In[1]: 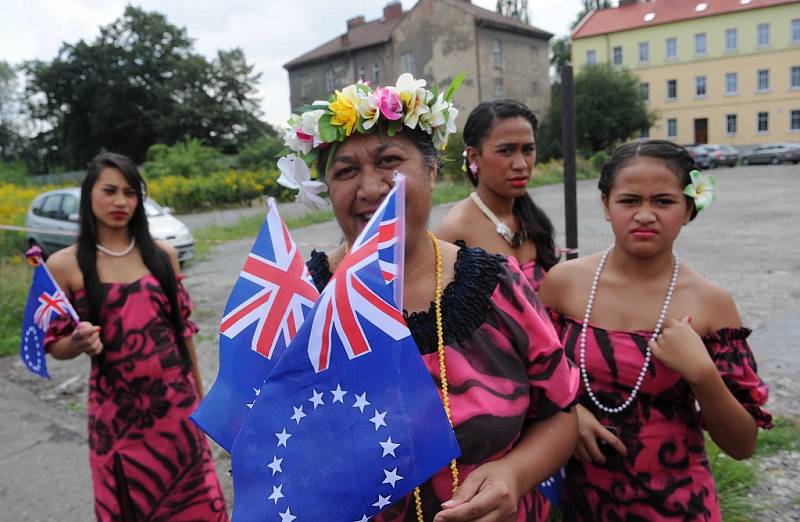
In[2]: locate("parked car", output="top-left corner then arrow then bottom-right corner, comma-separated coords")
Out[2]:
686,145 -> 713,169
25,188 -> 194,262
700,144 -> 739,168
740,143 -> 800,165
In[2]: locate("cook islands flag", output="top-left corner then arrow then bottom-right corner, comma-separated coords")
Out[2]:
20,262 -> 79,378
230,175 -> 461,521
191,198 -> 320,451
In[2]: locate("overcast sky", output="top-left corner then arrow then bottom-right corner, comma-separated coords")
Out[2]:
0,0 -> 583,127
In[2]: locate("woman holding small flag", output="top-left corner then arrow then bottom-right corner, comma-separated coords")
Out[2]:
44,153 -> 228,521
277,74 -> 579,521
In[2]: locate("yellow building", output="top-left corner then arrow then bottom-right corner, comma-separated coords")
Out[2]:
572,0 -> 800,146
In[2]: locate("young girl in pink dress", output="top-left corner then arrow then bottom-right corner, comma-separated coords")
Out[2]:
45,153 -> 228,521
539,140 -> 771,520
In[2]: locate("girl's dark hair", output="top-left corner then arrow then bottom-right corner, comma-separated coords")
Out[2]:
462,99 -> 558,270
599,139 -> 699,220
316,121 -> 442,175
78,152 -> 190,380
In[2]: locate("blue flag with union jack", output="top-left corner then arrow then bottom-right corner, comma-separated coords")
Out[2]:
20,262 -> 80,378
191,198 -> 320,452
230,176 -> 461,522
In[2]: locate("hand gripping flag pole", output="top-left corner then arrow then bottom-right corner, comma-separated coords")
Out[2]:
191,198 -> 320,452
230,175 -> 460,522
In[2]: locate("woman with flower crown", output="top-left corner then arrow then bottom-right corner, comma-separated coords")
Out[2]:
538,140 -> 772,520
277,73 -> 579,521
436,100 -> 558,293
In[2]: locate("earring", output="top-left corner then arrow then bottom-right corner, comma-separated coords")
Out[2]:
469,162 -> 479,175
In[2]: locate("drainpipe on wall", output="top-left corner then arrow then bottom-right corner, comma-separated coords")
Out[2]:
474,21 -> 482,101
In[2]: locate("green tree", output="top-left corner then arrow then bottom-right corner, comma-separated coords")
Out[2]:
0,61 -> 23,161
550,36 -> 572,80
496,0 -> 529,23
538,64 -> 656,159
23,6 -> 272,170
572,0 -> 612,29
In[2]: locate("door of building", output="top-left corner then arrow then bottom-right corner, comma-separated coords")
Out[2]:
694,118 -> 708,144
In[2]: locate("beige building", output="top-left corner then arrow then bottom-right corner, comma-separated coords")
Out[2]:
572,0 -> 800,146
284,0 -> 553,125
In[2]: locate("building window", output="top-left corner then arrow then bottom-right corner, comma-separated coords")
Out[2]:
639,42 -> 649,63
493,77 -> 504,98
373,63 -> 380,83
694,33 -> 707,55
695,76 -> 707,97
757,69 -> 770,91
757,23 -> 770,47
666,37 -> 677,59
792,66 -> 800,88
726,72 -> 738,94
725,28 -> 738,51
613,46 -> 623,65
791,110 -> 800,131
667,118 -> 677,138
667,79 -> 677,99
793,19 -> 800,43
300,76 -> 310,98
358,66 -> 366,82
492,39 -> 503,69
757,111 -> 769,133
726,114 -> 737,135
640,127 -> 650,138
640,82 -> 650,102
325,69 -> 335,91
401,52 -> 415,74
586,49 -> 597,65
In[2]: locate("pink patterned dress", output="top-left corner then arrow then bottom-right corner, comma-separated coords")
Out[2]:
46,274 -> 228,521
308,247 -> 579,521
519,259 -> 546,293
550,313 -> 772,521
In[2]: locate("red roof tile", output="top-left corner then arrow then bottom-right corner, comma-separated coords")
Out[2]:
573,0 -> 799,40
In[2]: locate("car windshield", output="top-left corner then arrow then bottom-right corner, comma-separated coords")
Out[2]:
144,199 -> 164,217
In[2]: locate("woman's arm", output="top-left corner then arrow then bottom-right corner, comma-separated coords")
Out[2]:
434,409 -> 577,522
48,322 -> 103,359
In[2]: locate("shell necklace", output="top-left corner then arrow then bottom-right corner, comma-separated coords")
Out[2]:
96,237 -> 136,257
580,244 -> 680,414
469,192 -> 526,247
412,231 -> 459,521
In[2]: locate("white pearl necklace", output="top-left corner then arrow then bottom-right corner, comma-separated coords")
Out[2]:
579,244 -> 680,414
96,237 -> 136,257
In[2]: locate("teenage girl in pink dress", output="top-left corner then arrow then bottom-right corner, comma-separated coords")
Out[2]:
539,140 -> 772,520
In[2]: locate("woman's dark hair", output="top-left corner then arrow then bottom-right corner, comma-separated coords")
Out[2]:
78,152 -> 190,380
462,99 -> 558,270
599,139 -> 699,220
316,121 -> 442,175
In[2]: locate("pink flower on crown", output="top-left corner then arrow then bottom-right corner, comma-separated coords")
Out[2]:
375,87 -> 403,121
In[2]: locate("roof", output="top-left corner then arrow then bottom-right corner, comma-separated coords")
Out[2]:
441,0 -> 553,39
284,15 -> 402,70
573,0 -> 798,39
285,0 -> 553,70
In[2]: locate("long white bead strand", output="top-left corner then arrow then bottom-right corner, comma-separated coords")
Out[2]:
579,244 -> 680,414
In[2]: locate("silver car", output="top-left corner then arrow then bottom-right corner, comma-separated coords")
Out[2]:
25,187 -> 194,263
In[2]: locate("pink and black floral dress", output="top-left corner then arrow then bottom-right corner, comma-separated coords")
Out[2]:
46,274 -> 228,521
550,313 -> 772,521
308,247 -> 579,521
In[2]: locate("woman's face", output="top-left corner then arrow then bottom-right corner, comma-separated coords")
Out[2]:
603,157 -> 692,258
91,167 -> 138,231
325,132 -> 436,245
468,116 -> 535,199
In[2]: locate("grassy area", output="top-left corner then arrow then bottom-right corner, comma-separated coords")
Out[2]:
0,259 -> 33,357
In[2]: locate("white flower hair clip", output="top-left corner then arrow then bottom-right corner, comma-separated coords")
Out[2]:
276,155 -> 329,210
683,169 -> 717,212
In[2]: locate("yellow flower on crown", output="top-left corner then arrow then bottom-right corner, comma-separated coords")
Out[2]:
329,85 -> 360,136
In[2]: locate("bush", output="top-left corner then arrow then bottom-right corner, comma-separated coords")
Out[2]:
142,138 -> 232,179
0,161 -> 30,185
0,182 -> 60,258
589,150 -> 609,173
235,135 -> 286,171
439,133 -> 467,182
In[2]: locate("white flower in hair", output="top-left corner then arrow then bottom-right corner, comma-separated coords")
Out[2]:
277,155 -> 329,210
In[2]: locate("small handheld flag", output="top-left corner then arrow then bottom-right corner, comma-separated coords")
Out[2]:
230,175 -> 460,522
20,255 -> 79,378
191,198 -> 319,452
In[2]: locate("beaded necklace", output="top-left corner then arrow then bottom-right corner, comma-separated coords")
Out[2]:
580,244 -> 680,414
412,231 -> 459,521
96,237 -> 136,257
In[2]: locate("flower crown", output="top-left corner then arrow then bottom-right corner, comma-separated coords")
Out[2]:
277,73 -> 463,209
683,169 -> 717,212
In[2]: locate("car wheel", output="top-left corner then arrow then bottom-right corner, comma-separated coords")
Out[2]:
770,156 -> 780,165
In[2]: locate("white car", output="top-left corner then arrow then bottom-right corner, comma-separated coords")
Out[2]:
25,187 -> 194,263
